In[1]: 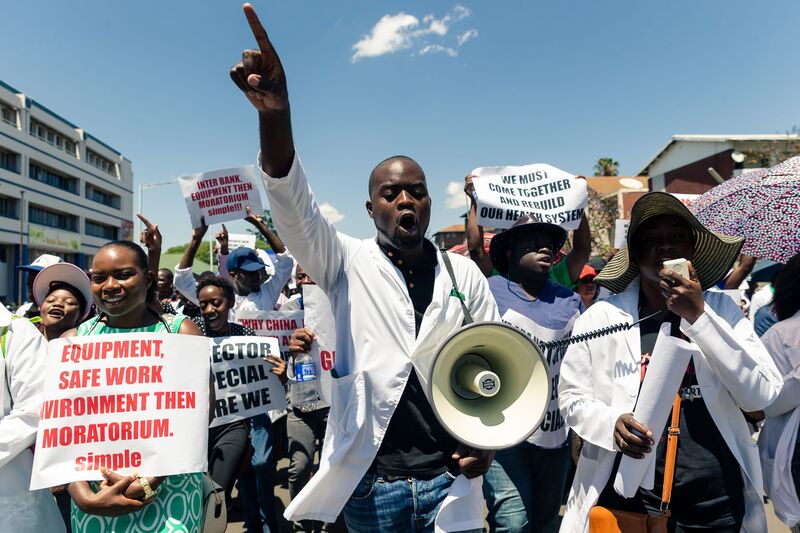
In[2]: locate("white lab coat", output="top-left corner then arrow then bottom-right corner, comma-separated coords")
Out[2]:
759,309 -> 800,527
558,278 -> 781,533
0,306 -> 65,533
261,153 -> 500,525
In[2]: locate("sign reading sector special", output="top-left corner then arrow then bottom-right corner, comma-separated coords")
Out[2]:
30,333 -> 211,489
209,336 -> 288,428
471,164 -> 587,230
179,165 -> 264,228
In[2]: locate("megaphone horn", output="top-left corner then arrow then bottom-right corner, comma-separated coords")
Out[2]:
429,321 -> 551,450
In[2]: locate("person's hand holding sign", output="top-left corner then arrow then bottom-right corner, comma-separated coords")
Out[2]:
229,3 -> 294,178
216,224 -> 229,256
68,475 -> 147,517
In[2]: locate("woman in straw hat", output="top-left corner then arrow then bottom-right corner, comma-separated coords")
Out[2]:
558,192 -> 782,533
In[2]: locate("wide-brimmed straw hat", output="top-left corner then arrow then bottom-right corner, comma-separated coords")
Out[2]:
489,215 -> 568,282
595,192 -> 744,293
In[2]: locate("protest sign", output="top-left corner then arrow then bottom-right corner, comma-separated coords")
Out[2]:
228,233 -> 257,251
301,285 -> 338,405
30,333 -> 211,489
471,164 -> 587,230
178,165 -> 264,228
235,309 -> 304,361
209,336 -> 288,428
614,219 -> 630,249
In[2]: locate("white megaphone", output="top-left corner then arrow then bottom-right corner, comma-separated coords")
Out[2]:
428,321 -> 551,450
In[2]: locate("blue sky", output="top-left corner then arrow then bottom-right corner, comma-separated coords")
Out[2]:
2,0 -> 799,249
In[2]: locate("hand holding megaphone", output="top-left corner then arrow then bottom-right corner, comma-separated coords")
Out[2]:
452,445 -> 496,478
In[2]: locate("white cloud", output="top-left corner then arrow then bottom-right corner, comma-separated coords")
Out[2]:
352,5 -> 477,62
319,202 -> 345,223
457,29 -> 478,46
445,181 -> 466,209
351,13 -> 420,62
420,44 -> 458,57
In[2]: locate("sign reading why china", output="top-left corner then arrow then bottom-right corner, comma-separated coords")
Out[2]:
471,164 -> 587,230
179,165 -> 264,228
30,333 -> 211,490
209,336 -> 288,428
236,309 -> 304,361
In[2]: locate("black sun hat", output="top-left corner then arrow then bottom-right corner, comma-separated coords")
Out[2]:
489,215 -> 568,282
595,192 -> 744,293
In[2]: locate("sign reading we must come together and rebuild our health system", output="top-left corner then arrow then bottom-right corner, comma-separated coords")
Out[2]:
30,333 -> 212,490
471,163 -> 588,231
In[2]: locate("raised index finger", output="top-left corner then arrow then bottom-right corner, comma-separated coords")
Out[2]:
243,3 -> 274,54
136,213 -> 153,229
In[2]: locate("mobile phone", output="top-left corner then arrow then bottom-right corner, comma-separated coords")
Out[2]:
662,258 -> 689,279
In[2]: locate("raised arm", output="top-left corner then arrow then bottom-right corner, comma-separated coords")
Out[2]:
723,254 -> 756,290
137,213 -> 162,279
173,222 -> 209,306
230,3 -> 346,293
245,206 -> 286,254
464,175 -> 492,277
563,179 -> 591,284
229,3 -> 294,178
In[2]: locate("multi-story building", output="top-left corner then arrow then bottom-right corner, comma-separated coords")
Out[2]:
0,79 -> 133,304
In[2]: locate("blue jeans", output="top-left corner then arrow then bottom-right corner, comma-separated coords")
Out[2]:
238,413 -> 276,533
343,471 -> 456,533
483,443 -> 571,533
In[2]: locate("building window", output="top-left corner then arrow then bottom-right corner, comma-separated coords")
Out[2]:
85,220 -> 117,240
85,183 -> 121,209
86,149 -> 118,177
29,161 -> 79,194
29,118 -> 78,158
29,205 -> 78,232
0,147 -> 19,173
0,194 -> 18,219
1,101 -> 18,128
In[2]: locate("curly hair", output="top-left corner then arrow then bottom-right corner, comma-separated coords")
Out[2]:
772,252 -> 800,321
196,276 -> 236,306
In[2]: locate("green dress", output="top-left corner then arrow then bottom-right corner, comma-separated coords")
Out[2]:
70,314 -> 204,533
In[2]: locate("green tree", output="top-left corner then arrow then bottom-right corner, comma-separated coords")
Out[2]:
593,157 -> 620,176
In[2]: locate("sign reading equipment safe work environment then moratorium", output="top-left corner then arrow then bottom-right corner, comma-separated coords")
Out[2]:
30,333 -> 211,490
471,163 -> 587,231
209,336 -> 288,428
178,165 -> 265,228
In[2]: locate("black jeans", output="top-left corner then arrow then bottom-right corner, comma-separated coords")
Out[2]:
208,420 -> 250,493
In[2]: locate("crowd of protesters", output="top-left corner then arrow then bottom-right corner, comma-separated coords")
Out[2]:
2,5 -> 800,533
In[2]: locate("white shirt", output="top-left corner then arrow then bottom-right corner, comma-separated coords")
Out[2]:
173,251 -> 293,315
0,307 -> 65,532
749,284 -> 773,322
261,153 -> 500,526
558,278 -> 782,533
759,309 -> 800,527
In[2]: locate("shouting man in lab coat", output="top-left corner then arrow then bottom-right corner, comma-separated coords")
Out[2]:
558,192 -> 782,533
228,4 -> 500,532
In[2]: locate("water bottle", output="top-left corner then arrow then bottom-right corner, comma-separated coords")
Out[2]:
291,353 -> 321,412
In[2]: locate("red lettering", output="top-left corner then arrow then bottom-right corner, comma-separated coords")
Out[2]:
320,350 -> 336,371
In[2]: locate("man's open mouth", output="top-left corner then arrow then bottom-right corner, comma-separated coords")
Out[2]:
398,212 -> 418,234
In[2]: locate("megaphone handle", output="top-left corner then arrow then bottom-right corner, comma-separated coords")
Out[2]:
440,249 -> 473,325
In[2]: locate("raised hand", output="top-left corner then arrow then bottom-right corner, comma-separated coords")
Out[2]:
230,3 -> 288,113
216,224 -> 229,255
137,213 -> 162,252
191,216 -> 209,243
244,205 -> 264,226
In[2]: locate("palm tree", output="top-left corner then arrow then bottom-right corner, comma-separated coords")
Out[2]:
593,157 -> 620,176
